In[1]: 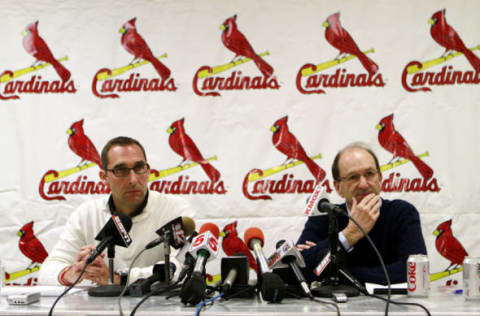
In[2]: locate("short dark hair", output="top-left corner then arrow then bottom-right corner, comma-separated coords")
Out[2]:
101,136 -> 147,170
331,142 -> 381,181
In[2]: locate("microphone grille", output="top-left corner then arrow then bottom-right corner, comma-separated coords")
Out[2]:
115,212 -> 133,232
244,227 -> 264,249
182,217 -> 196,237
199,222 -> 220,239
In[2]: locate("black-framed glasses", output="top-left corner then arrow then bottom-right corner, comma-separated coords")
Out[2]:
339,169 -> 378,183
106,162 -> 150,178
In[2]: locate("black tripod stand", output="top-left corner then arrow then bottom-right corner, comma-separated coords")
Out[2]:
311,209 -> 360,298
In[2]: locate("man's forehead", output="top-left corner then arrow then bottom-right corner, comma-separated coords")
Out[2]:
338,147 -> 376,173
107,144 -> 145,165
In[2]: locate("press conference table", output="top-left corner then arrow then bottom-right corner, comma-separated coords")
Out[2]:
1,287 -> 479,316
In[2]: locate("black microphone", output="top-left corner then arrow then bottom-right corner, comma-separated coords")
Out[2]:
244,227 -> 285,303
273,240 -> 312,297
86,213 -> 132,265
129,262 -> 176,297
145,216 -> 196,249
175,231 -> 198,283
220,255 -> 249,294
180,223 -> 220,305
317,198 -> 347,215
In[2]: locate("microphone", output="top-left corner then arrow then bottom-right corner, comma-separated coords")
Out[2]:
317,198 -> 346,215
314,248 -> 332,278
145,216 -> 196,249
244,227 -> 285,303
129,262 -> 176,297
220,255 -> 249,294
180,222 -> 220,305
86,213 -> 132,265
270,240 -> 311,297
304,183 -> 326,216
175,231 -> 198,283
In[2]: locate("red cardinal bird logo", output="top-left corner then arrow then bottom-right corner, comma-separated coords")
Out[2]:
17,221 -> 48,268
376,114 -> 433,179
433,219 -> 468,271
323,12 -> 378,76
67,119 -> 102,169
271,116 -> 326,183
167,118 -> 220,183
22,21 -> 71,82
221,221 -> 258,272
430,9 -> 480,72
120,17 -> 171,81
221,15 -> 274,78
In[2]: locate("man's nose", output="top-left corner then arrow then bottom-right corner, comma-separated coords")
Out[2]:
358,175 -> 369,187
127,169 -> 139,183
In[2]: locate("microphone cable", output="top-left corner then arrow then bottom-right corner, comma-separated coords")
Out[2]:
117,247 -> 147,316
341,212 -> 431,316
48,262 -> 89,316
366,292 -> 431,316
195,292 -> 224,316
130,281 -> 181,316
117,246 -> 182,316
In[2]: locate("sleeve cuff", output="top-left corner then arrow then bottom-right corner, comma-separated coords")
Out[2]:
338,232 -> 353,252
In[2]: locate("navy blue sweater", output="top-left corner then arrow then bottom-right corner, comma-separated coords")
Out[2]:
296,199 -> 427,285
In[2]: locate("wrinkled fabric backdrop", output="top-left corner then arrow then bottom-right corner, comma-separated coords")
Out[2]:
0,0 -> 478,289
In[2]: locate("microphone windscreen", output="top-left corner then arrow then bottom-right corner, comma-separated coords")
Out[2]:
182,217 -> 196,237
244,227 -> 264,249
275,239 -> 286,249
116,212 -> 133,232
199,222 -> 220,239
261,272 -> 285,303
94,212 -> 132,248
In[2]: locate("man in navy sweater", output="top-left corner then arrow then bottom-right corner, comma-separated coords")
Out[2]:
296,143 -> 427,285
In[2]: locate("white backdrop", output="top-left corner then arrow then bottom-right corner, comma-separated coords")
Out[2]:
0,0 -> 478,289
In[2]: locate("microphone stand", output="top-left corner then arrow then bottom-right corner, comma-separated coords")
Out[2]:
163,230 -> 171,285
88,243 -> 126,297
151,230 -> 178,296
311,209 -> 359,298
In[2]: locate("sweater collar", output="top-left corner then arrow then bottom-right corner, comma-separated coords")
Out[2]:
108,190 -> 149,218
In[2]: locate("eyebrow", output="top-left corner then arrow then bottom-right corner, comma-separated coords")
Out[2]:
343,168 -> 377,176
112,161 -> 145,169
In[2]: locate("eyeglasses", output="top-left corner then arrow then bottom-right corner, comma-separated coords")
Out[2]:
339,169 -> 378,183
106,162 -> 149,178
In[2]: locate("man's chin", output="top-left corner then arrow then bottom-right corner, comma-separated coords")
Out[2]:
124,190 -> 145,201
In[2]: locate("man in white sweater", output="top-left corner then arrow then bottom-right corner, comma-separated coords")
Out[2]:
39,136 -> 194,286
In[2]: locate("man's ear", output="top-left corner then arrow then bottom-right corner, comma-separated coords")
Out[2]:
99,170 -> 107,184
333,180 -> 344,198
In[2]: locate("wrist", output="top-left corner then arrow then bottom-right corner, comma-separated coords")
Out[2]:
59,265 -> 73,286
342,227 -> 362,246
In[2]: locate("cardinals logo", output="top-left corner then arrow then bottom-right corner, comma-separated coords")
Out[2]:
193,14 -> 279,96
221,221 -> 258,272
296,12 -> 385,94
92,17 -> 177,99
147,118 -> 226,195
243,116 -> 330,200
402,9 -> 480,92
430,219 -> 468,286
376,114 -> 439,192
0,21 -> 76,100
0,221 -> 49,286
39,119 -> 110,201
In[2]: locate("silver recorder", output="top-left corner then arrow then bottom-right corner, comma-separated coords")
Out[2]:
7,292 -> 40,305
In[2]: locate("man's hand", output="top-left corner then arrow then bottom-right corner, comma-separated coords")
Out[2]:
296,240 -> 317,251
342,193 -> 381,246
60,245 -> 111,285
